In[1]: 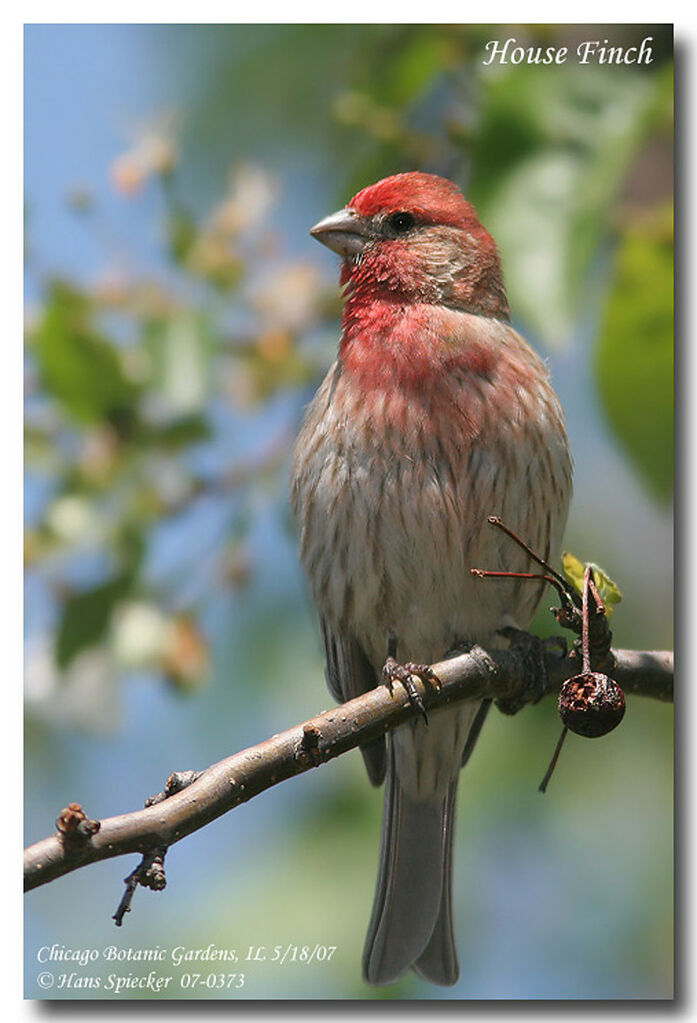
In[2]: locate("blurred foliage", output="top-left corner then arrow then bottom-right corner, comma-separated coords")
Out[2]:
34,283 -> 141,425
595,202 -> 674,501
182,25 -> 672,347
24,23 -> 674,1002
25,23 -> 672,728
469,64 -> 667,345
25,159 -> 330,717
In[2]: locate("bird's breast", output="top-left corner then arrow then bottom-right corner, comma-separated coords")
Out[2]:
290,313 -> 571,665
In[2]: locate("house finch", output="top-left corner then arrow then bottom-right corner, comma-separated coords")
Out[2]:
290,172 -> 572,986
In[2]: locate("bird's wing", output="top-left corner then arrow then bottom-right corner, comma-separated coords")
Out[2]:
321,618 -> 385,785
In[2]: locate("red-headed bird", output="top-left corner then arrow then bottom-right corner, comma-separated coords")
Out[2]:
290,172 -> 572,986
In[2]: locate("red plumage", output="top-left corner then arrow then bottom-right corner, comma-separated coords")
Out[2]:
350,171 -> 476,227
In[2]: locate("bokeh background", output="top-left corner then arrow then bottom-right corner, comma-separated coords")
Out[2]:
24,24 -> 673,1000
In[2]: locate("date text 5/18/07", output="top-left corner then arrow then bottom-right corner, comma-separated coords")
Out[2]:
245,945 -> 337,965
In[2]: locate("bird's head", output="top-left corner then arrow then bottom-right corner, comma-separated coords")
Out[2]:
310,172 -> 509,320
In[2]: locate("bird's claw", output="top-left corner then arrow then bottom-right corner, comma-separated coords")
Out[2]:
381,657 -> 441,724
496,627 -> 548,713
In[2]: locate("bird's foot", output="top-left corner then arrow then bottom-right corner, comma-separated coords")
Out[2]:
496,627 -> 552,714
381,657 -> 441,724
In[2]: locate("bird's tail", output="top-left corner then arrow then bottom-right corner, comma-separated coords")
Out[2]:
362,741 -> 459,987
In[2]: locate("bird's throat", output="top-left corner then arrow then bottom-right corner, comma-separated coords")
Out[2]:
339,298 -> 497,396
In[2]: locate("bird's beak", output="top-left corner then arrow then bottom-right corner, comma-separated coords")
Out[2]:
310,208 -> 371,257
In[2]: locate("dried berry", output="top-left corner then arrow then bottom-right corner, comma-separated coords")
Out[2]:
558,672 -> 625,738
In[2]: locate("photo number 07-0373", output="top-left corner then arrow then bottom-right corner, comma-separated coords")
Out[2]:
24,23 -> 673,1001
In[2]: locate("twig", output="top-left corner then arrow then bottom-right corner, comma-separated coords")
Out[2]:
538,727 -> 569,794
113,848 -> 167,926
24,645 -> 673,894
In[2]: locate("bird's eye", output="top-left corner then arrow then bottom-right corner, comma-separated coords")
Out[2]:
386,211 -> 416,234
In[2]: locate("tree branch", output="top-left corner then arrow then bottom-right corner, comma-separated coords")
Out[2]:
24,645 -> 672,894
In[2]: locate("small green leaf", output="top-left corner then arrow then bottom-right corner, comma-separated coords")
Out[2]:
562,551 -> 623,616
116,527 -> 146,578
55,575 -> 131,669
167,207 -> 197,264
144,413 -> 211,450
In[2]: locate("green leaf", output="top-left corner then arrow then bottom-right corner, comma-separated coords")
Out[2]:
356,26 -> 447,107
55,575 -> 131,669
144,312 -> 212,413
32,282 -> 139,425
562,551 -> 623,616
594,206 -> 673,502
144,413 -> 211,450
471,65 -> 658,346
167,206 -> 197,264
116,526 -> 146,578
